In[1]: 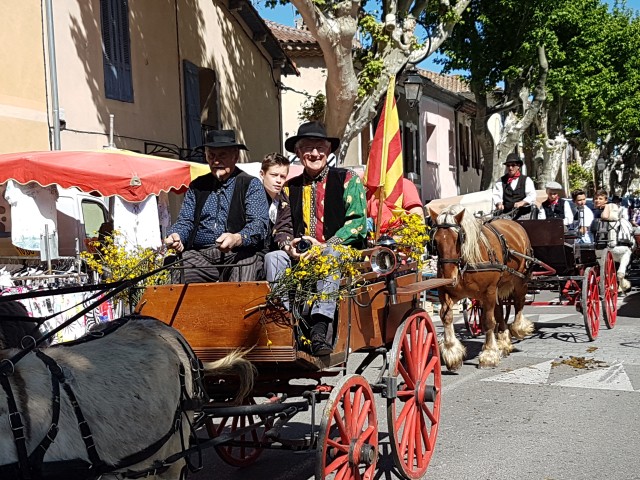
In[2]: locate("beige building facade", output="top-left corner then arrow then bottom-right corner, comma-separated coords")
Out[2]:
0,0 -> 295,160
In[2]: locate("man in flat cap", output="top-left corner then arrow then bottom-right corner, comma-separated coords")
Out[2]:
538,181 -> 573,225
492,153 -> 537,219
165,130 -> 269,282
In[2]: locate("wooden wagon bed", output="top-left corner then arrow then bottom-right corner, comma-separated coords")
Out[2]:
135,270 -> 429,371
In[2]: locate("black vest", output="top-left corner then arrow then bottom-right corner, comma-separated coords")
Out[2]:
288,168 -> 348,242
501,174 -> 531,216
186,170 -> 255,249
542,198 -> 566,220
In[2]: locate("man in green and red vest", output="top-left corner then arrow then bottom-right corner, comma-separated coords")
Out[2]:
265,121 -> 367,356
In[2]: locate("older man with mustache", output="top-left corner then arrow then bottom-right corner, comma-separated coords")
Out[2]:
164,130 -> 269,283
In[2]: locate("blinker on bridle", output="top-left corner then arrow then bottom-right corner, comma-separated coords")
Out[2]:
433,222 -> 466,266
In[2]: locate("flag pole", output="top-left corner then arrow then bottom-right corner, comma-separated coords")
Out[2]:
374,76 -> 396,240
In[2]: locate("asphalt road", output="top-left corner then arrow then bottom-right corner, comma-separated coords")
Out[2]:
191,291 -> 640,480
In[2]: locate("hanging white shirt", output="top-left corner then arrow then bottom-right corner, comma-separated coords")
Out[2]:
113,196 -> 162,251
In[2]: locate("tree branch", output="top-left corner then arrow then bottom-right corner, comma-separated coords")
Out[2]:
408,0 -> 471,62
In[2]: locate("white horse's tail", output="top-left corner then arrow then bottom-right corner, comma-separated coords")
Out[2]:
203,350 -> 256,402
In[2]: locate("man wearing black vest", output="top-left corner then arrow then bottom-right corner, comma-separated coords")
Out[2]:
164,130 -> 269,283
537,181 -> 573,225
265,122 -> 367,356
492,153 -> 537,219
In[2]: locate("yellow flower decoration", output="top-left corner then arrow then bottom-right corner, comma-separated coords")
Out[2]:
80,230 -> 170,306
266,244 -> 365,312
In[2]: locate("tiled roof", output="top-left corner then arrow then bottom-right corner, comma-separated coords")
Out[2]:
266,20 -> 319,52
419,69 -> 470,94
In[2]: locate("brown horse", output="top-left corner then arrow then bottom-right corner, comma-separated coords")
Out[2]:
429,205 -> 534,369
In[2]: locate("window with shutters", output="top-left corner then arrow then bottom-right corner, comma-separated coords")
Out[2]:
183,61 -> 221,150
100,0 -> 133,102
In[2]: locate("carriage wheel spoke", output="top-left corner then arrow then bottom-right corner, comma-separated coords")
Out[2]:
356,399 -> 371,432
395,396 -> 415,430
420,331 -> 433,368
351,387 -> 363,432
421,400 -> 437,425
326,454 -> 349,476
397,362 -> 415,390
402,335 -> 417,379
333,409 -> 350,444
420,408 -> 433,452
399,407 -> 416,457
327,437 -> 349,453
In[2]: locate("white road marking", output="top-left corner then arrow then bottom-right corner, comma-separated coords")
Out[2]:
551,364 -> 636,392
481,360 -> 553,385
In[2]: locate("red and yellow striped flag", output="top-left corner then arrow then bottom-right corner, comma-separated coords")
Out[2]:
364,76 -> 404,231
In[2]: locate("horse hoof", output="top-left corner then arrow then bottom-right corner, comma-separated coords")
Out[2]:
445,360 -> 463,372
478,350 -> 501,368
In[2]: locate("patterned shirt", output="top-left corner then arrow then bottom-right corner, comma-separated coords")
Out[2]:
277,166 -> 367,246
167,171 -> 269,249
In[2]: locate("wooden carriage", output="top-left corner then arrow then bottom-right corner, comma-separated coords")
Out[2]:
135,262 -> 451,479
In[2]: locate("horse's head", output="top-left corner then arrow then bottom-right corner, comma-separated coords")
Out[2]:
0,301 -> 39,350
428,206 -> 466,282
429,206 -> 489,281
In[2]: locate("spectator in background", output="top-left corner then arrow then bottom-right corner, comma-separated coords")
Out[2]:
366,177 -> 425,231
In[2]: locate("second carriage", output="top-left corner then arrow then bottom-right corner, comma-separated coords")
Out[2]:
462,218 -> 618,341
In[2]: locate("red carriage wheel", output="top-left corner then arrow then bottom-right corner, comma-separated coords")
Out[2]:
315,374 -> 378,480
600,251 -> 618,329
207,398 -> 272,467
582,266 -> 601,341
387,311 -> 441,479
462,299 -> 482,337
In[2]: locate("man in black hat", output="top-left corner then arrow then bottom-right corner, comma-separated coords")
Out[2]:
492,152 -> 537,219
164,130 -> 269,282
265,121 -> 367,356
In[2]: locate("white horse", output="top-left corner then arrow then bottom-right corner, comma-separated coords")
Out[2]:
0,314 -> 254,480
602,217 -> 635,291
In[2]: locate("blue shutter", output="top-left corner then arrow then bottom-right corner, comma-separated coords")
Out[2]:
100,0 -> 133,102
183,60 -> 201,149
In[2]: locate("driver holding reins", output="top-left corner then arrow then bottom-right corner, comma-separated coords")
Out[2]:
492,153 -> 537,220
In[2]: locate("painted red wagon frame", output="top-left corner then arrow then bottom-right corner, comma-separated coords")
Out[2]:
135,248 -> 452,480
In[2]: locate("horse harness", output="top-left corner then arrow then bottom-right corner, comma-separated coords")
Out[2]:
434,220 -> 530,280
0,317 -> 207,480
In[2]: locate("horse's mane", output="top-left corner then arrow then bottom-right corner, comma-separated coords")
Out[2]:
437,205 -> 490,265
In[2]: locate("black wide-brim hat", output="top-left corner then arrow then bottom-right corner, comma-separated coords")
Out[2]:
502,152 -> 523,165
284,121 -> 340,153
201,130 -> 248,150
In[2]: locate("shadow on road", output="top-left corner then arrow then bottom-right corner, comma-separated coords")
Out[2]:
617,291 -> 640,318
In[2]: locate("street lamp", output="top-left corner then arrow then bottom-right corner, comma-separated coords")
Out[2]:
403,65 -> 424,109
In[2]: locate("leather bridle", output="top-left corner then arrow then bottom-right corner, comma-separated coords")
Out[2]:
432,222 -> 466,267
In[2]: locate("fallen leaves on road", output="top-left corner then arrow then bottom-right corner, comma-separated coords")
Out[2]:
551,356 -> 608,369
